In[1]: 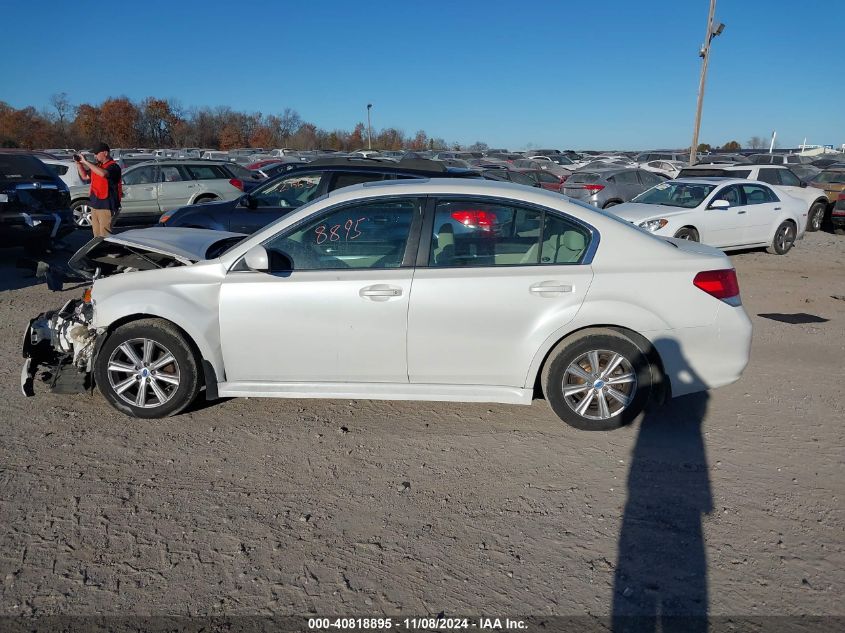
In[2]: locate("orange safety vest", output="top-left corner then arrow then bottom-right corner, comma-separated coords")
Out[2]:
89,159 -> 123,200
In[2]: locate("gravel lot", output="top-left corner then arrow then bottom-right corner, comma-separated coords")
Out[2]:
0,228 -> 842,623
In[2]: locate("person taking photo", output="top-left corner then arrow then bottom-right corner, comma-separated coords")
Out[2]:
75,142 -> 122,237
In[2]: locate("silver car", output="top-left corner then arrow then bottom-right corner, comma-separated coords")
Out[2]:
69,160 -> 245,227
562,167 -> 666,209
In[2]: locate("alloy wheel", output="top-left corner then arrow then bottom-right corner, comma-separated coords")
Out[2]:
776,224 -> 795,253
106,338 -> 181,408
561,349 -> 637,421
73,203 -> 92,227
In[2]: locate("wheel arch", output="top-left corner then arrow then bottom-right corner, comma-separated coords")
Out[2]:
528,323 -> 670,405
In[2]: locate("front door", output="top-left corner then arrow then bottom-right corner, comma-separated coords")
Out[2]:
120,165 -> 160,218
739,183 -> 780,244
407,198 -> 594,387
705,184 -> 748,247
219,197 -> 421,383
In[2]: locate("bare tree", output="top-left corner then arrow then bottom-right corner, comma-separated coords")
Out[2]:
747,136 -> 764,149
49,92 -> 75,145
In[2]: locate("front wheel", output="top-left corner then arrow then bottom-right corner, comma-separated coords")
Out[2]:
71,199 -> 92,228
541,329 -> 653,431
94,319 -> 201,418
767,221 -> 796,255
806,201 -> 827,232
673,227 -> 699,241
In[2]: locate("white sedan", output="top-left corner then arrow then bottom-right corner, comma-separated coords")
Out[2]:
611,178 -> 806,254
22,179 -> 752,430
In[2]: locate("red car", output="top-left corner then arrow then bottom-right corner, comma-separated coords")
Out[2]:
246,159 -> 284,170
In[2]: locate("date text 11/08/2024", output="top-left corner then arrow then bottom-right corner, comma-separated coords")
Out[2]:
307,618 -> 528,630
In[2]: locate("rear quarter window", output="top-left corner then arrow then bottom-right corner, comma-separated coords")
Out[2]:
0,155 -> 55,180
186,164 -> 228,180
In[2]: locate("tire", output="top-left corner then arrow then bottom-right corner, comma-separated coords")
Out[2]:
673,227 -> 699,241
541,328 -> 653,431
71,199 -> 92,228
603,200 -> 621,209
94,319 -> 201,419
766,221 -> 796,255
193,195 -> 219,205
806,201 -> 827,232
23,238 -> 52,256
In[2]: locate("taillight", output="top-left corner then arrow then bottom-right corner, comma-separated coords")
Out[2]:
693,269 -> 741,305
229,178 -> 244,191
582,184 -> 605,192
451,209 -> 498,230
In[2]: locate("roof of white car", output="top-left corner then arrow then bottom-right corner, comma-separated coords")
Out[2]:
328,176 -> 566,202
671,177 -> 757,186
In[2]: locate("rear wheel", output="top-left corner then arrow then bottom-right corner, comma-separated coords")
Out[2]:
541,329 -> 653,431
193,195 -> 219,204
94,319 -> 201,419
603,200 -> 621,209
673,227 -> 699,241
71,199 -> 92,228
767,221 -> 796,255
806,201 -> 827,232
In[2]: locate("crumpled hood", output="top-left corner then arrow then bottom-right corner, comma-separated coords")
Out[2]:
609,202 -> 693,224
100,227 -> 245,262
68,227 -> 246,279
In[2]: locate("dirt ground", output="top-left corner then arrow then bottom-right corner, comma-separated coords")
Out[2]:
0,227 -> 842,624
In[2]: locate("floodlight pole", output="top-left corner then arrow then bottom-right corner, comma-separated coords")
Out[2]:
689,0 -> 722,165
366,104 -> 373,150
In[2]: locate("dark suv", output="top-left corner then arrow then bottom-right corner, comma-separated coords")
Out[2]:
159,157 -> 480,233
1,153 -> 73,252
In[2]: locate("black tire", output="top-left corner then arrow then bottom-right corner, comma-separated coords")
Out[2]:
835,228 -> 845,236
193,195 -> 219,204
806,201 -> 827,232
603,200 -> 621,209
71,199 -> 92,228
23,238 -> 52,256
541,328 -> 653,431
766,221 -> 796,255
94,318 -> 201,419
673,227 -> 699,241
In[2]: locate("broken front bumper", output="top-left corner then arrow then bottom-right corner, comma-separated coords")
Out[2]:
21,298 -> 100,397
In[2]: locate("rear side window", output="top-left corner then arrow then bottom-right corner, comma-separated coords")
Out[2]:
757,169 -> 780,185
47,164 -> 69,176
742,184 -> 777,204
185,164 -> 228,180
428,200 -> 590,267
638,170 -> 664,186
330,172 -> 387,191
159,165 -> 184,182
0,155 -> 55,180
510,171 -> 536,186
611,170 -> 639,184
779,169 -> 800,186
567,172 -> 601,184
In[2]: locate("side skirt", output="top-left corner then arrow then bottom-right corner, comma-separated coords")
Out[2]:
217,381 -> 534,406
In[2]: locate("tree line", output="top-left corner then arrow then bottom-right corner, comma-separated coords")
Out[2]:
0,93 -> 459,152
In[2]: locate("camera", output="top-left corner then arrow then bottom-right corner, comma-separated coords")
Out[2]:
73,153 -> 82,162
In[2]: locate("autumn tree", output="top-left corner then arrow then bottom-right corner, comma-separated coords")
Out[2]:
721,140 -> 741,151
139,98 -> 179,146
408,130 -> 428,151
697,143 -> 711,153
347,123 -> 365,150
98,97 -> 139,146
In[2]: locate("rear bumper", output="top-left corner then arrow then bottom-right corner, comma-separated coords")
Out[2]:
650,302 -> 753,399
0,211 -> 73,245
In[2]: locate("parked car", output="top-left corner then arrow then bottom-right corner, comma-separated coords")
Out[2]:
611,178 -> 805,254
562,168 -> 666,208
69,160 -> 246,227
808,167 -> 845,215
748,153 -> 813,166
695,153 -> 751,164
22,178 -> 752,431
635,151 -> 690,163
0,153 -> 73,252
159,157 -> 481,233
640,160 -> 686,179
42,159 -> 87,189
810,155 -> 845,169
481,169 -> 539,187
787,163 -> 821,183
678,164 -> 828,231
511,168 -> 568,192
513,159 -> 572,179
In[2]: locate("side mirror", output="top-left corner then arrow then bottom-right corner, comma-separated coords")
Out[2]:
240,193 -> 257,209
709,199 -> 730,210
243,245 -> 269,271
799,181 -> 808,188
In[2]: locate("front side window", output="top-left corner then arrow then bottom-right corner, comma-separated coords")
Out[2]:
428,200 -> 589,267
264,199 -> 417,271
252,173 -> 324,208
123,165 -> 157,185
714,184 -> 742,206
159,166 -> 184,182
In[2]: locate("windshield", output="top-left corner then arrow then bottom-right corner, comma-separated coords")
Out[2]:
632,182 -> 716,208
814,171 -> 845,184
0,155 -> 56,181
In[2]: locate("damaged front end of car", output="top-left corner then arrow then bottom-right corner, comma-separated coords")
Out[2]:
21,295 -> 101,397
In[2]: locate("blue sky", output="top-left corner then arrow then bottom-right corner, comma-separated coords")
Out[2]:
2,0 -> 842,150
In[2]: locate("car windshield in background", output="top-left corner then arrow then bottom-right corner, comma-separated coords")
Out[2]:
814,171 -> 845,184
632,182 -> 716,208
0,155 -> 56,181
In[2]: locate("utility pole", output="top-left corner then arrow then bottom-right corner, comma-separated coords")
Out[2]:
366,103 -> 373,150
689,0 -> 725,165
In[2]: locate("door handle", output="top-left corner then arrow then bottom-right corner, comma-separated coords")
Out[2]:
774,207 -> 781,210
737,210 -> 746,214
529,281 -> 573,294
142,186 -> 154,191
360,284 -> 403,301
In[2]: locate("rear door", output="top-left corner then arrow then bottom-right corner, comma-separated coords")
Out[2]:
610,170 -> 643,201
157,164 -> 192,213
407,197 -> 594,387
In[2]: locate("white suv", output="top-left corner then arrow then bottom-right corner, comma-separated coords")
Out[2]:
679,164 -> 830,232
